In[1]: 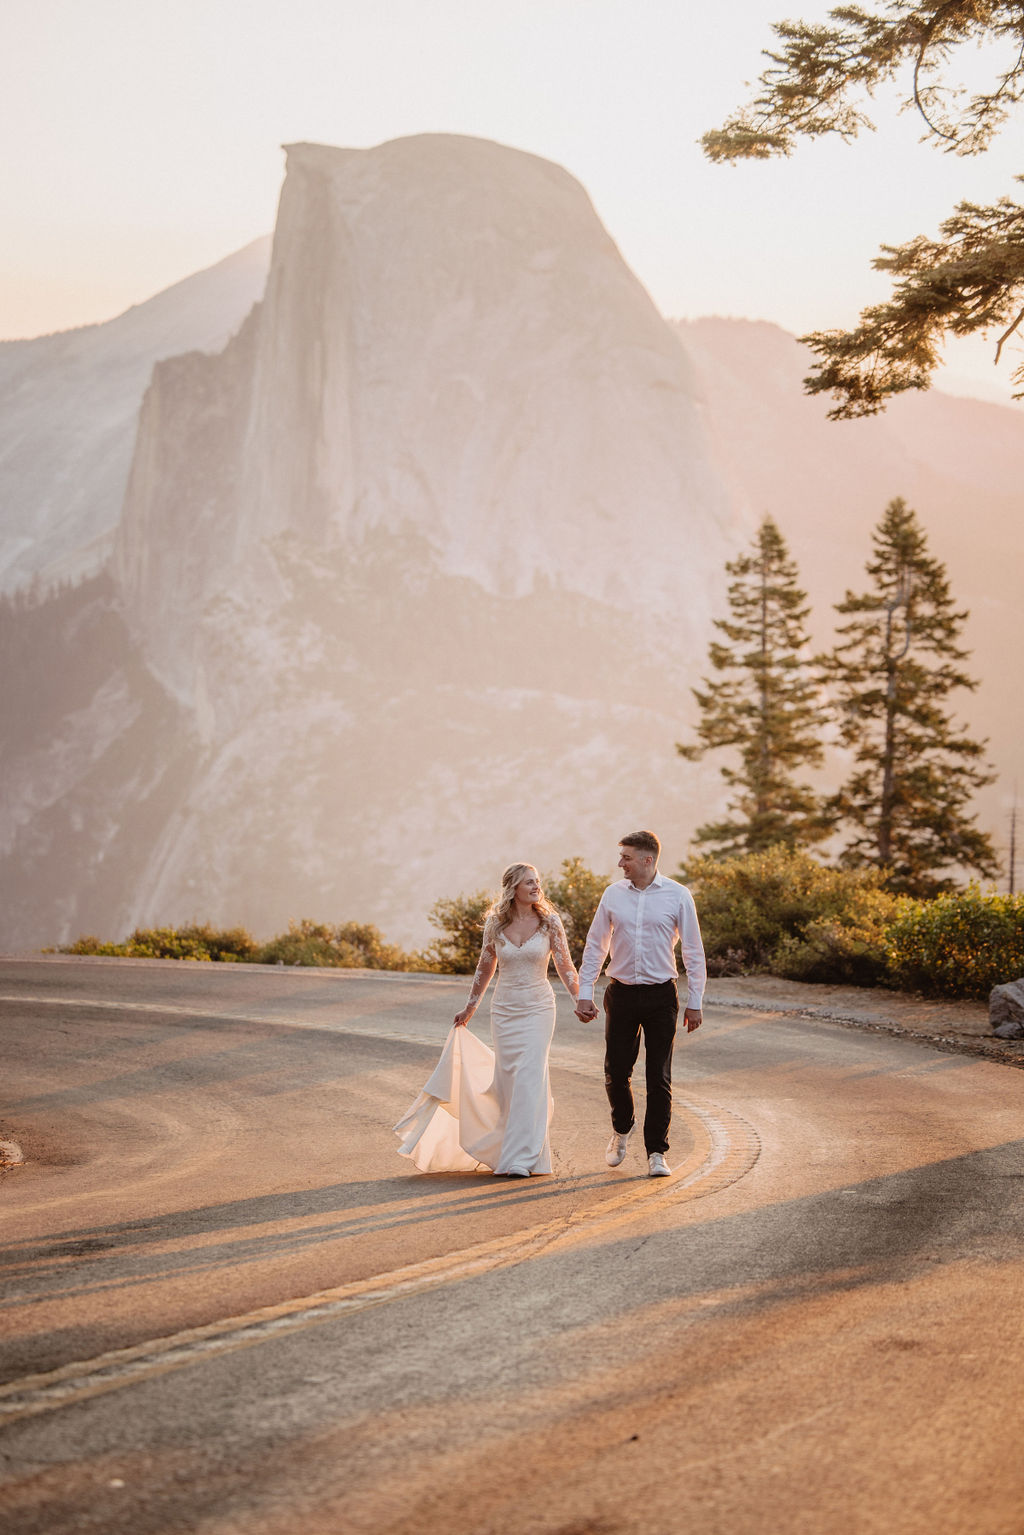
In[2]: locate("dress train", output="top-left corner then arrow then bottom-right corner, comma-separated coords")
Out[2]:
394,1026 -> 506,1173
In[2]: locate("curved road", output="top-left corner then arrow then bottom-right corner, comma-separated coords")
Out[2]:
1,956 -> 1023,1535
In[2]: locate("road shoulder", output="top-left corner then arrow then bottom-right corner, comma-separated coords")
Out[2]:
706,974 -> 1023,1067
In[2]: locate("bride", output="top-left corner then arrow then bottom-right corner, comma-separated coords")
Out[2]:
395,863 -> 579,1177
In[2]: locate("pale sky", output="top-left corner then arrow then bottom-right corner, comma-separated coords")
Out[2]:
3,0 -> 1022,399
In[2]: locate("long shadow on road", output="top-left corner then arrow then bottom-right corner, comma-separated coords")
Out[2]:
0,1168 -> 621,1313
4,1135 -> 1024,1535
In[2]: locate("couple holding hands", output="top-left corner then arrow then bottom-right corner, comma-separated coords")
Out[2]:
395,830 -> 706,1180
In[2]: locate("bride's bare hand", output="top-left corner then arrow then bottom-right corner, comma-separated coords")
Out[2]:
453,1009 -> 472,1028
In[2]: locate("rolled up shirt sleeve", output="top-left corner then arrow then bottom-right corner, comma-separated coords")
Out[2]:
577,896 -> 613,1001
678,885 -> 707,1010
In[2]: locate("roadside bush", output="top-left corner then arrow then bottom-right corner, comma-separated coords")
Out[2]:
333,921 -> 427,970
681,846 -> 902,986
255,919 -> 425,970
256,920 -> 366,968
423,891 -> 493,974
885,887 -> 1024,1000
425,859 -> 611,974
62,920 -> 426,970
771,911 -> 900,987
63,924 -> 259,962
543,857 -> 610,968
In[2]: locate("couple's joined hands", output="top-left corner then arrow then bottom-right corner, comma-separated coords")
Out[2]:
574,1000 -> 703,1031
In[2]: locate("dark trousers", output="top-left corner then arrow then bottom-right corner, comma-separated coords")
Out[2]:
603,978 -> 678,1155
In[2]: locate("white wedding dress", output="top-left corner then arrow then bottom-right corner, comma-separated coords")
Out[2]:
395,915 -> 578,1176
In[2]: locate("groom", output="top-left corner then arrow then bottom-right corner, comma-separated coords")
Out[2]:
575,830 -> 706,1177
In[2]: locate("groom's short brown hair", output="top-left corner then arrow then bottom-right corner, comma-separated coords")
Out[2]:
619,829 -> 661,859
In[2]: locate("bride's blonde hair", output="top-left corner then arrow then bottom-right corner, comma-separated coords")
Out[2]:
486,862 -> 556,937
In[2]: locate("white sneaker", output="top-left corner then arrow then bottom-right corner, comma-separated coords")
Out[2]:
648,1153 -> 671,1178
605,1130 -> 632,1167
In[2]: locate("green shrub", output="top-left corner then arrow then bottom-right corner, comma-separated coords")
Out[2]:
256,920 -> 363,967
62,919 -> 425,970
772,912 -> 900,987
681,846 -> 902,986
423,891 -> 493,974
62,924 -> 259,961
885,887 -> 1024,999
61,935 -> 128,957
425,859 -> 611,974
333,921 -> 427,970
255,918 -> 425,970
543,857 -> 610,968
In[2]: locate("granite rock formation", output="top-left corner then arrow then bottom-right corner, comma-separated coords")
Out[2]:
1,137 -> 733,948
0,238 -> 270,594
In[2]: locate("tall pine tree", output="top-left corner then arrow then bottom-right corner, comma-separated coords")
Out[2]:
826,497 -> 997,896
679,516 -> 827,855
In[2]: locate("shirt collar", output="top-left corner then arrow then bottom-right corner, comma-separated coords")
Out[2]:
627,871 -> 665,892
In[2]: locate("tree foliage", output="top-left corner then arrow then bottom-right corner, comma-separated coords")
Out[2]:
678,517 -> 828,855
424,860 -> 610,973
681,846 -> 903,985
825,496 -> 998,894
703,1 -> 1024,415
423,890 -> 494,974
543,857 -> 611,967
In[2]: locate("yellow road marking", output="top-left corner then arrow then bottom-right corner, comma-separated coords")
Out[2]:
0,1097 -> 758,1426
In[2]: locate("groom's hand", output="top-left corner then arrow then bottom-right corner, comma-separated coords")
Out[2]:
575,999 -> 599,1022
683,1008 -> 702,1033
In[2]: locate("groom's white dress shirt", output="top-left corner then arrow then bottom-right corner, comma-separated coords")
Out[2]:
577,872 -> 707,1010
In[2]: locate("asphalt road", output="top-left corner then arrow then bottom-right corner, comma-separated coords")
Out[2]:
2,956 -> 1023,1535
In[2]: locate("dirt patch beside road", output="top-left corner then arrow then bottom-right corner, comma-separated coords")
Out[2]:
705,974 -> 1024,1067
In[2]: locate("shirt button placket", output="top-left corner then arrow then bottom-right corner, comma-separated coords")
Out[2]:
635,889 -> 645,983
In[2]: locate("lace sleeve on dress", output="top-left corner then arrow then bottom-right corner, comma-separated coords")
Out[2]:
548,914 -> 579,1000
463,918 -> 498,1014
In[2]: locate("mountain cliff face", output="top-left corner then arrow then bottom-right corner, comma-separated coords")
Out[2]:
0,238 -> 270,595
115,138 -> 731,700
1,136 -> 733,948
0,574 -> 191,942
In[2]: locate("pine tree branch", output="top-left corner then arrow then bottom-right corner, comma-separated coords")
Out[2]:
994,300 -> 1024,360
703,2 -> 1024,414
800,180 -> 1024,415
703,2 -> 1024,162
911,1 -> 967,145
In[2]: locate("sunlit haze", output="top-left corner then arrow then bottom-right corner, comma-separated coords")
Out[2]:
3,0 -> 1022,402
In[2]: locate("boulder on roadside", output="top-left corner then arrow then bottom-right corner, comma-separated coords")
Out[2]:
990,977 -> 1024,1039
